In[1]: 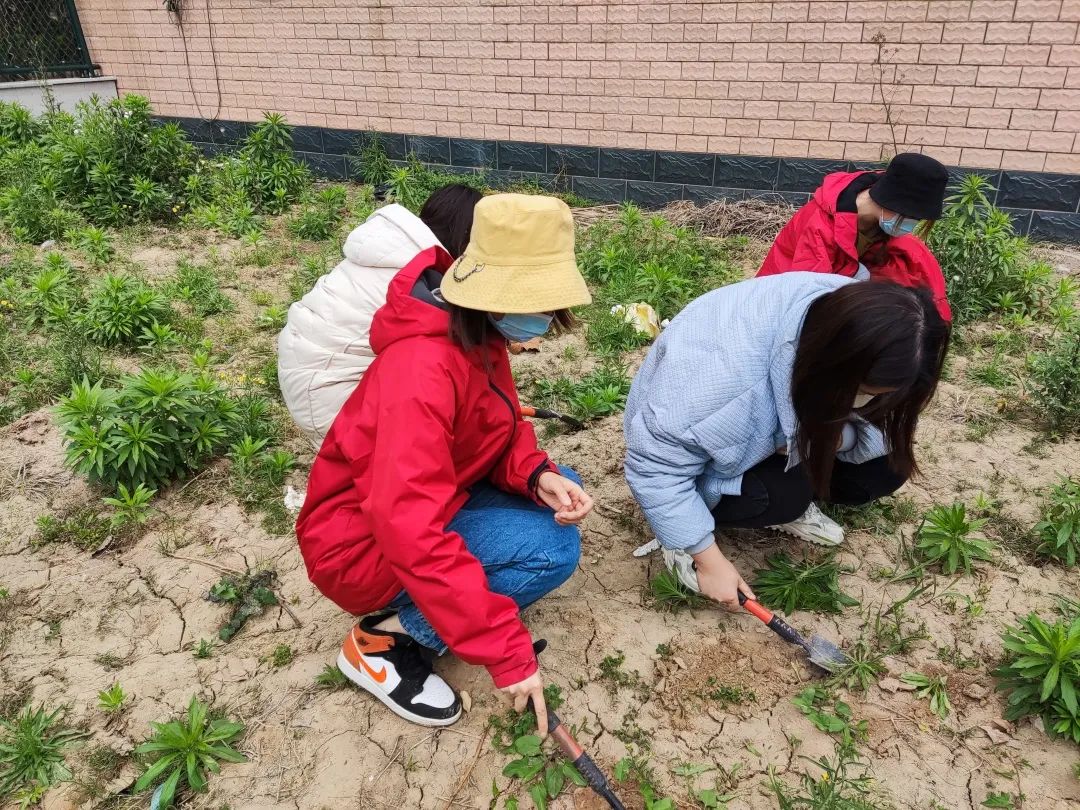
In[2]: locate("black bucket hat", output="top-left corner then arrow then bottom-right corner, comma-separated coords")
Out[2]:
869,152 -> 949,221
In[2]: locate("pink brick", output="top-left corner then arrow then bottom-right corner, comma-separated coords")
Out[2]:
902,22 -> 944,42
1006,45 -> 1052,66
761,119 -> 797,138
989,128 -> 1028,151
927,1 -> 973,20
788,22 -> 826,40
997,87 -> 1041,108
845,142 -> 886,160
977,66 -> 1023,86
1013,109 -> 1058,128
809,2 -> 848,21
968,107 -> 1014,127
943,22 -> 987,43
1021,66 -> 1068,87
847,2 -> 890,22
736,3 -> 774,23
985,23 -> 1033,44
815,139 -> 848,158
959,147 -> 1003,167
752,23 -> 789,41
1045,154 -> 1080,172
1032,129 -> 1076,150
906,124 -> 948,144
961,45 -> 1007,65
740,137 -> 776,155
1055,109 -> 1080,129
1030,22 -> 1079,42
920,44 -> 964,63
708,135 -> 743,152
773,139 -> 811,157
1037,88 -> 1080,108
1050,45 -> 1080,66
912,85 -> 955,104
1001,150 -> 1047,171
969,1 -> 1016,21
1013,1 -> 1064,21
831,121 -> 870,140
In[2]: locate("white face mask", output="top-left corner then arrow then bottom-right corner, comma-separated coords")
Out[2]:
853,392 -> 876,408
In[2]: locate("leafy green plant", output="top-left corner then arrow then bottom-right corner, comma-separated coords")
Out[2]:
270,644 -> 293,668
103,482 -> 156,528
768,746 -> 879,810
928,174 -> 1057,323
166,260 -> 234,317
57,367 -> 240,490
752,553 -> 859,615
532,360 -> 632,421
139,321 -> 181,354
227,431 -> 295,534
0,96 -> 195,241
97,684 -> 127,715
315,665 -> 348,690
351,132 -> 395,185
994,612 -> 1080,745
192,640 -> 213,660
256,304 -> 287,330
649,569 -> 705,611
915,503 -> 995,574
1028,324 -> 1080,435
827,641 -> 885,692
702,679 -> 756,707
82,273 -> 171,348
982,793 -> 1017,809
791,688 -> 868,748
132,696 -> 246,809
206,570 -> 279,642
34,509 -> 113,551
900,673 -> 951,720
490,685 -> 587,809
0,705 -> 88,800
287,185 -> 355,240
73,226 -> 114,268
578,205 -> 741,325
1035,477 -> 1080,566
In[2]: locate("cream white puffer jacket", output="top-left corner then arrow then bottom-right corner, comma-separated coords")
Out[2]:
277,204 -> 441,448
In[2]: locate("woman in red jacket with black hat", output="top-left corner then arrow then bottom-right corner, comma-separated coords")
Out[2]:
297,194 -> 594,733
759,152 -> 953,322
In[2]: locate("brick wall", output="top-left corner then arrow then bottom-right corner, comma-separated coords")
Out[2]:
76,0 -> 1080,173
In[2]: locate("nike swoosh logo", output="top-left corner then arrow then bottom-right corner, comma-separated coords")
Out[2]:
358,655 -> 387,683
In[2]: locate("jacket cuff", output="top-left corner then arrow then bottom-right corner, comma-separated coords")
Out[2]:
527,459 -> 558,506
487,651 -> 539,688
685,533 -> 716,555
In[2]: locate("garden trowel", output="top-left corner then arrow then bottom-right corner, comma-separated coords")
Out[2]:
737,590 -> 847,674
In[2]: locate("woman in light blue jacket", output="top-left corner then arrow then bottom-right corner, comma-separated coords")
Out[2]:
624,273 -> 949,610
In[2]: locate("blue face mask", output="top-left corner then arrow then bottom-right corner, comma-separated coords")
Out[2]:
489,313 -> 553,343
879,214 -> 918,237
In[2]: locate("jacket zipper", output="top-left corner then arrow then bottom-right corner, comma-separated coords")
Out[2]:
488,379 -> 517,461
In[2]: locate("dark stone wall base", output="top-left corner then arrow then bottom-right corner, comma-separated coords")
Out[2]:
164,117 -> 1080,243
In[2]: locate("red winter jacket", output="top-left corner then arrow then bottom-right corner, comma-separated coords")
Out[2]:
296,247 -> 556,688
758,171 -> 952,321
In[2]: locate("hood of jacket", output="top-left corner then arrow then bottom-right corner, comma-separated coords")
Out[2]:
342,203 -> 441,269
809,171 -> 877,264
369,245 -> 456,354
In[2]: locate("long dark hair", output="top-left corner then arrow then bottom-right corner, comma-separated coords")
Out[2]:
447,305 -> 575,353
419,184 -> 483,258
791,282 -> 949,497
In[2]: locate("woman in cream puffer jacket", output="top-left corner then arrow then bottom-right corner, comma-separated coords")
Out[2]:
278,186 -> 483,448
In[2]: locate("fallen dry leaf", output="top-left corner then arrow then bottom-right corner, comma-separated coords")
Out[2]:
508,337 -> 543,354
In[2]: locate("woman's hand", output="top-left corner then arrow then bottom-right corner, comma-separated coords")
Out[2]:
536,471 -> 593,525
500,670 -> 549,739
691,543 -> 755,612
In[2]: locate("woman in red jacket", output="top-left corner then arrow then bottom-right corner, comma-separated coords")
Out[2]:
296,194 -> 594,732
759,152 -> 952,322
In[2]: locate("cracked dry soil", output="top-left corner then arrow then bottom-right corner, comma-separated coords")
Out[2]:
2,243 -> 1080,810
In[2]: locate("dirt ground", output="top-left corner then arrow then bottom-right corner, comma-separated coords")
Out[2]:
1,223 -> 1079,810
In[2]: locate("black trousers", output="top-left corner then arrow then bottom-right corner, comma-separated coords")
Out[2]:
711,453 -> 907,529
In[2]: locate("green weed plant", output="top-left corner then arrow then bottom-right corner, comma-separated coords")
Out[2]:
753,553 -> 859,615
1035,477 -> 1080,566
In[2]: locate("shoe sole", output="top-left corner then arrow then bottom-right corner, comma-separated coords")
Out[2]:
336,650 -> 462,728
769,524 -> 844,547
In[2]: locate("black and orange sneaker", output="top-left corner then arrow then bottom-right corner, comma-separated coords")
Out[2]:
336,613 -> 462,727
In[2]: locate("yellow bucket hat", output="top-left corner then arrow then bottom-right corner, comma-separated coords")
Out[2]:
440,194 -> 592,314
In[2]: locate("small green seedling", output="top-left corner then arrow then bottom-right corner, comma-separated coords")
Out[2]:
192,639 -> 213,659
827,641 -> 885,692
695,788 -> 736,809
206,570 -> 279,642
1034,477 -> 1080,567
315,665 -> 348,690
791,688 -> 868,748
97,683 -> 127,714
103,482 -> 156,528
916,503 -> 995,574
132,696 -> 246,809
649,569 -> 705,611
901,672 -> 952,720
982,793 -> 1018,809
270,644 -> 293,668
0,705 -> 89,799
753,552 -> 859,615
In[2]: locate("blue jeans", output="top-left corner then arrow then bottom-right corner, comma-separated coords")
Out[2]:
389,466 -> 582,654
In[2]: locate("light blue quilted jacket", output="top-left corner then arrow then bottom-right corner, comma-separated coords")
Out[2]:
623,272 -> 888,554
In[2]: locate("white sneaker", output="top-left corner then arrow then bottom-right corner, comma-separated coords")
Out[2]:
661,548 -> 701,593
768,504 -> 845,546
